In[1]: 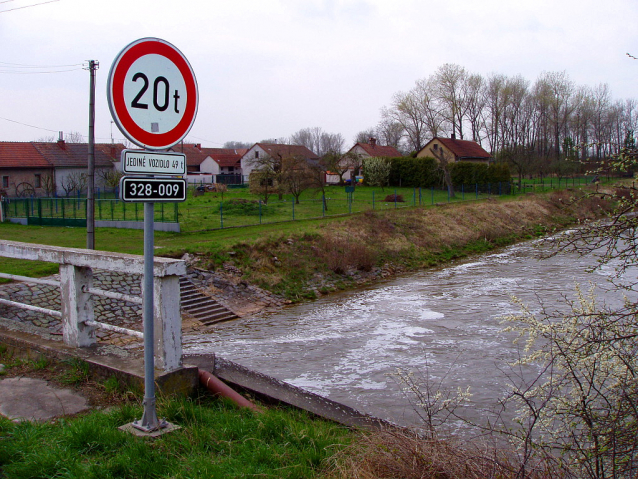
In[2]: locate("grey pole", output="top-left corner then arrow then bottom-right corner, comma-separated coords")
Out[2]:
86,60 -> 98,250
132,201 -> 165,432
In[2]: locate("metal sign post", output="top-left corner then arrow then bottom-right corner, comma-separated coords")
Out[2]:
107,37 -> 198,435
132,202 -> 166,432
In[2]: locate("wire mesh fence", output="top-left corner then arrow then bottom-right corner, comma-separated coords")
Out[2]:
2,177 -> 603,231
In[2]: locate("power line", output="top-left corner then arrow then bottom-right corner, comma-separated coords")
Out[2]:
0,116 -> 59,133
0,61 -> 83,68
0,0 -> 60,13
0,67 -> 82,74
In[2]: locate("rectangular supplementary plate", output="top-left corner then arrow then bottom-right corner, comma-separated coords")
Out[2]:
120,176 -> 187,202
121,149 -> 187,175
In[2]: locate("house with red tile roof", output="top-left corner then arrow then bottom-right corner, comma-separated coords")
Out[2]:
240,143 -> 319,179
417,136 -> 492,163
165,143 -> 246,184
345,137 -> 401,160
332,138 -> 402,183
0,139 -> 122,197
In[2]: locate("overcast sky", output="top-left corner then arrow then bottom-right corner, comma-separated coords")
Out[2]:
1,0 -> 637,148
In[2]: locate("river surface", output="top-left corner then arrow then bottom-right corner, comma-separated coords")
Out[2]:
183,236 -> 637,429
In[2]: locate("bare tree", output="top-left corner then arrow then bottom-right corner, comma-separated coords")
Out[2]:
60,172 -> 87,196
431,147 -> 455,199
223,140 -> 252,149
247,154 -> 281,204
280,155 -> 316,204
353,128 -> 377,145
96,169 -> 123,190
41,174 -> 56,196
433,63 -> 469,139
376,117 -> 405,152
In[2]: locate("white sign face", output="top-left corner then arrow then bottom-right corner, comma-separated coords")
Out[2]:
121,150 -> 186,175
123,55 -> 188,136
107,38 -> 198,150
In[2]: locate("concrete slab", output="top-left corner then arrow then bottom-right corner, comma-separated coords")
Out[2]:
0,377 -> 90,422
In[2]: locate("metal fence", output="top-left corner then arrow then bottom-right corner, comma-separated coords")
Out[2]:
3,197 -> 179,226
2,177 -> 602,231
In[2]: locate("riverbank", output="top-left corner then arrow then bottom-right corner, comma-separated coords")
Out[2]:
179,188 -> 612,315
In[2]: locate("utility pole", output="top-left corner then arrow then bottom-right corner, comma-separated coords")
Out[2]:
86,60 -> 99,249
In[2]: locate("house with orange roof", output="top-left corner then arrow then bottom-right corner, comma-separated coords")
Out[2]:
165,143 -> 246,184
345,137 -> 401,160
0,138 -> 122,197
240,143 -> 319,179
417,136 -> 492,163
333,138 -> 402,183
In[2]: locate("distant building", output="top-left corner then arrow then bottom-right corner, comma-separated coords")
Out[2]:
345,137 -> 401,160
240,143 -> 319,179
0,138 -> 122,197
417,136 -> 492,163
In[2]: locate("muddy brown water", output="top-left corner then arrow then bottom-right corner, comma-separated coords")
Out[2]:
184,235 -> 637,431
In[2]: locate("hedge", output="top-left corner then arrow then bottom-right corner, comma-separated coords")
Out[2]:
388,157 -> 510,188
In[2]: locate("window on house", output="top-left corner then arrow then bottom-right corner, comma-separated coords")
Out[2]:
255,151 -> 260,159
228,166 -> 234,173
433,144 -> 438,151
2,176 -> 8,188
34,174 -> 41,188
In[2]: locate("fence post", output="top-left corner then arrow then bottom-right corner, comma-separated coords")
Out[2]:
220,202 -> 224,228
292,199 -> 295,221
59,264 -> 96,347
462,184 -> 465,201
322,194 -> 325,217
476,183 -> 478,199
260,200 -> 263,224
372,191 -> 375,210
431,186 -> 434,205
394,189 -> 397,209
153,273 -> 182,371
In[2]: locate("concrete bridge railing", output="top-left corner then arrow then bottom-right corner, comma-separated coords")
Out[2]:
0,240 -> 186,372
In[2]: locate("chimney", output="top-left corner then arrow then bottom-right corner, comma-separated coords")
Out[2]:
451,133 -> 456,140
57,131 -> 65,150
369,137 -> 377,148
195,143 -> 201,150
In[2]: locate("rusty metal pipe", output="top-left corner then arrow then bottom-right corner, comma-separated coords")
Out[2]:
198,369 -> 262,413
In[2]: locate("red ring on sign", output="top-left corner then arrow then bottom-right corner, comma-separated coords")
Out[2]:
110,39 -> 198,149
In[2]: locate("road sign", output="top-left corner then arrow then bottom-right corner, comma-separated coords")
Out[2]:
120,176 -> 187,202
107,38 -> 198,150
121,149 -> 186,175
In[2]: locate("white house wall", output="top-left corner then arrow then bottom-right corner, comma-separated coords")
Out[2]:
55,168 -> 109,196
240,145 -> 268,178
199,157 -> 220,175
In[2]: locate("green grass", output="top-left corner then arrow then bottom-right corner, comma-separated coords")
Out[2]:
0,396 -> 352,479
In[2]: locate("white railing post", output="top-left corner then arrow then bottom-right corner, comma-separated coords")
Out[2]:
59,264 -> 96,347
153,274 -> 182,371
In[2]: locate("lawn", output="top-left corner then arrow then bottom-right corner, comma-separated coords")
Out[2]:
0,351 -> 353,479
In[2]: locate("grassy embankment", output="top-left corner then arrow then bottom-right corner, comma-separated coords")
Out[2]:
0,186 -> 612,301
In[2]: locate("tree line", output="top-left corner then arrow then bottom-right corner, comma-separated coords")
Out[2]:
228,64 -> 637,180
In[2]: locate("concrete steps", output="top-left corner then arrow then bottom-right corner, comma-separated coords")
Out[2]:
179,277 -> 238,326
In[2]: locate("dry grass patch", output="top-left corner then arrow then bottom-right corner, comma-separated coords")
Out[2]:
324,430 -> 563,479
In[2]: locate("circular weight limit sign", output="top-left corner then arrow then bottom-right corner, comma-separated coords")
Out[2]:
107,38 -> 198,150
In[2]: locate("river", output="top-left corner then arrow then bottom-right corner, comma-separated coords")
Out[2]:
183,235 -> 637,430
